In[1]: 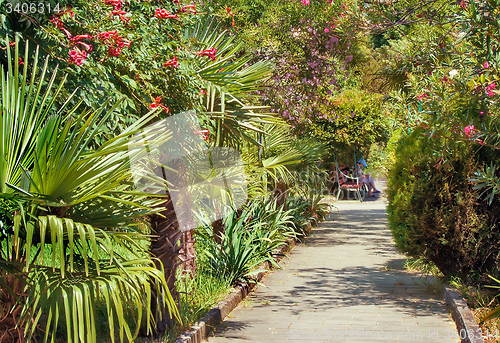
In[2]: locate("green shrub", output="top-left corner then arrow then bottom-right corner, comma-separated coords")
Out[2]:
387,128 -> 500,283
195,199 -> 290,285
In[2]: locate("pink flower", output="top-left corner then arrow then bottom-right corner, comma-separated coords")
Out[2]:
111,9 -> 130,22
70,34 -> 92,42
115,36 -> 131,48
150,97 -> 169,113
107,47 -> 122,57
181,4 -> 196,14
417,93 -> 427,101
68,48 -> 87,65
98,30 -> 118,41
105,0 -> 122,9
302,0 -> 310,5
483,62 -> 489,69
417,14 -> 423,18
60,27 -> 73,39
197,47 -> 217,61
163,56 -> 179,68
155,9 -> 178,19
194,129 -> 210,141
464,125 -> 475,137
486,83 -> 497,97
324,28 -> 329,33
76,41 -> 93,52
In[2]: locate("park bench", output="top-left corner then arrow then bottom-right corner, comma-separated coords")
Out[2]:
331,163 -> 366,202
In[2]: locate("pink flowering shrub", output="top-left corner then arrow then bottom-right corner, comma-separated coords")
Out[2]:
255,13 -> 353,129
464,125 -> 475,137
381,0 -> 500,284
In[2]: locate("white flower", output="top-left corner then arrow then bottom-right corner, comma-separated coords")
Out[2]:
449,69 -> 459,79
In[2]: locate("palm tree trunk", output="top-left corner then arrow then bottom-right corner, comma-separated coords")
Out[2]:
179,230 -> 197,274
149,157 -> 198,333
273,181 -> 288,210
149,194 -> 183,333
0,274 -> 27,343
211,218 -> 224,244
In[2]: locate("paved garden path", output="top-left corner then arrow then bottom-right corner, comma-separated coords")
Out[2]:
205,187 -> 460,342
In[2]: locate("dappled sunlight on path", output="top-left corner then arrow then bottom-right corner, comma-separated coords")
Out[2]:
205,191 -> 459,343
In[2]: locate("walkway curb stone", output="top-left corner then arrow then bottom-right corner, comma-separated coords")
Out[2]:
175,237 -> 298,343
441,286 -> 485,343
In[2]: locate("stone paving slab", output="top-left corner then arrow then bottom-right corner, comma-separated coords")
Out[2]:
205,189 -> 459,343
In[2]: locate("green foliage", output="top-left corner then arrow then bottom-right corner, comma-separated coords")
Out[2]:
309,88 -> 391,161
362,0 -> 500,286
286,195 -> 331,233
0,1 -> 274,149
195,193 -> 330,287
364,142 -> 389,178
196,198 -> 291,285
0,41 -> 178,343
480,275 -> 500,324
386,128 -> 500,282
158,269 -> 232,342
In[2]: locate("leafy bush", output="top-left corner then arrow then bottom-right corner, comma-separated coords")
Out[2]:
195,198 -> 296,285
286,195 -> 331,235
387,128 -> 500,283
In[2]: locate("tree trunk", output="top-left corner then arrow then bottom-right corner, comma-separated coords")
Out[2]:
178,230 -> 196,274
273,181 -> 288,210
148,156 -> 199,333
0,274 -> 27,343
149,194 -> 183,333
211,218 -> 224,244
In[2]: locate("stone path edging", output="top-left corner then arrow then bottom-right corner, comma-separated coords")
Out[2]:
175,236 -> 298,343
441,285 -> 485,343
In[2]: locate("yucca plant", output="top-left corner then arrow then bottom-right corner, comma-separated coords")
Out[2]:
0,38 -> 178,343
285,196 -> 315,234
196,198 -> 292,285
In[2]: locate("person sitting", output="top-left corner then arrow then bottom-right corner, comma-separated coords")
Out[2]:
356,158 -> 381,197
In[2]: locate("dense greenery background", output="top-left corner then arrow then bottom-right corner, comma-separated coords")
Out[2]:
0,0 -> 500,341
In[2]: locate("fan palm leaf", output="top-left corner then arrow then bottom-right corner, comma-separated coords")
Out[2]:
186,17 -> 279,147
0,38 -> 179,343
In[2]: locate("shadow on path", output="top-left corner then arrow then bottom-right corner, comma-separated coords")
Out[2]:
206,195 -> 458,343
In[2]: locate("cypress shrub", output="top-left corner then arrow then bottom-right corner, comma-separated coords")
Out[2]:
387,128 -> 500,284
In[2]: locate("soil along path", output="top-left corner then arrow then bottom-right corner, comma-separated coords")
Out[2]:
205,192 -> 459,343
